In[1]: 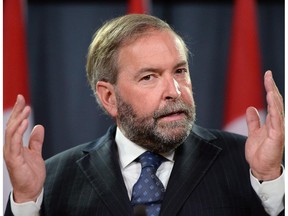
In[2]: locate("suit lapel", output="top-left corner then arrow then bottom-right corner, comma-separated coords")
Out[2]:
74,125 -> 221,216
76,127 -> 132,216
160,125 -> 222,215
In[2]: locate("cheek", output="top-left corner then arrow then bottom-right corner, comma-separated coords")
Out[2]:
133,94 -> 160,115
118,85 -> 160,116
116,77 -> 156,116
180,85 -> 194,104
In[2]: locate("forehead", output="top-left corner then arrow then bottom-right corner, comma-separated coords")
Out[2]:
118,30 -> 188,65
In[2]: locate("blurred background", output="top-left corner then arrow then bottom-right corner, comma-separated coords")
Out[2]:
27,0 -> 284,158
3,0 -> 284,209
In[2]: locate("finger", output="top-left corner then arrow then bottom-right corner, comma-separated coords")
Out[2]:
264,71 -> 284,116
6,95 -> 26,126
6,96 -> 31,136
5,105 -> 31,146
246,106 -> 261,135
265,71 -> 282,96
4,103 -> 31,163
6,118 -> 30,158
29,125 -> 45,155
266,91 -> 284,133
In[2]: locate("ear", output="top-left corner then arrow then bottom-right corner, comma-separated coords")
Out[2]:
96,81 -> 117,117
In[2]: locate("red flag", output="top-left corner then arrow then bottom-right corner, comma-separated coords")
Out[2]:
223,0 -> 264,135
127,0 -> 150,14
3,0 -> 33,208
4,0 -> 30,108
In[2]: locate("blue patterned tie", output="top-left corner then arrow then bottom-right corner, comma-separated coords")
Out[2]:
131,151 -> 166,216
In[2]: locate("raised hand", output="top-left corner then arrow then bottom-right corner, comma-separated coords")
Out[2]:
245,71 -> 284,181
4,95 -> 46,203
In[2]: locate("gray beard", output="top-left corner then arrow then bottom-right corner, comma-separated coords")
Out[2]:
116,93 -> 196,154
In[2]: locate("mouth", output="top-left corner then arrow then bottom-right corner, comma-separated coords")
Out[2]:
156,110 -> 187,122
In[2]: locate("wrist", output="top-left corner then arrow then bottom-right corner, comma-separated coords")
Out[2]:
251,166 -> 282,182
13,191 -> 41,203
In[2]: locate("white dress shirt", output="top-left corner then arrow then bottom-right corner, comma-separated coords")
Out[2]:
10,127 -> 284,216
115,127 -> 174,199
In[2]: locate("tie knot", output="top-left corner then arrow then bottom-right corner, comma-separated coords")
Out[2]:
137,151 -> 165,170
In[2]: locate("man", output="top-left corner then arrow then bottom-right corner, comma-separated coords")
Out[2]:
4,14 -> 284,216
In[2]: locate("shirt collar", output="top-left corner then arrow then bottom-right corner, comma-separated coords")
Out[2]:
115,127 -> 174,169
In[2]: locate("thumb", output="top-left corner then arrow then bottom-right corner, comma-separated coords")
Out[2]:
246,107 -> 261,135
29,125 -> 45,154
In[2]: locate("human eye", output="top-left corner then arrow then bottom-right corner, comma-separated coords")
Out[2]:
175,68 -> 188,75
139,73 -> 158,82
141,74 -> 153,81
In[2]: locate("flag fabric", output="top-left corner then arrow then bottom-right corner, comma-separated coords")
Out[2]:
127,0 -> 151,14
223,0 -> 265,136
3,0 -> 33,209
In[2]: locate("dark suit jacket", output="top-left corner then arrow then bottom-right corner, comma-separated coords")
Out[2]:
5,125 -> 284,216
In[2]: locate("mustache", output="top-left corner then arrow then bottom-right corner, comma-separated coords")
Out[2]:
153,100 -> 193,119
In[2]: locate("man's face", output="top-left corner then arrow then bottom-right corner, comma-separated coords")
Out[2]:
114,30 -> 196,153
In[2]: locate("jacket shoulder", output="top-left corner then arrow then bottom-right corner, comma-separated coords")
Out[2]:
45,125 -> 117,167
192,124 -> 247,145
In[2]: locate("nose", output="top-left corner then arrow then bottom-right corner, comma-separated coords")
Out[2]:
163,76 -> 181,100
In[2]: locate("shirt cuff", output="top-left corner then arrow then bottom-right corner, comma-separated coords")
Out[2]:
10,188 -> 43,216
250,166 -> 285,216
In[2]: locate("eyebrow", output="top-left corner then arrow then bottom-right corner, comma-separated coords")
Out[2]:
136,60 -> 188,76
173,60 -> 188,70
